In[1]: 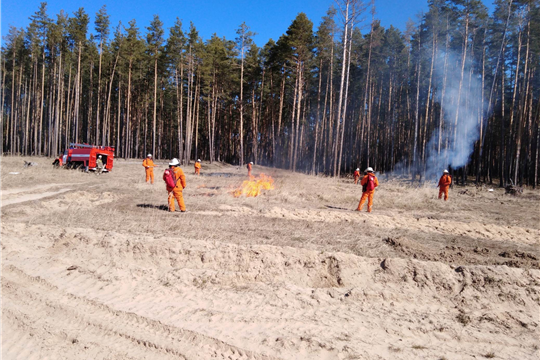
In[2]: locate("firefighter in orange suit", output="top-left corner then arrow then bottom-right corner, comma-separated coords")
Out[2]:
194,159 -> 201,175
167,158 -> 187,212
247,162 -> 253,177
353,168 -> 361,184
438,169 -> 452,201
142,154 -> 157,184
356,167 -> 379,213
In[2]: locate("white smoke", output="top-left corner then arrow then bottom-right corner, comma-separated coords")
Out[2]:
423,49 -> 484,180
389,48 -> 485,182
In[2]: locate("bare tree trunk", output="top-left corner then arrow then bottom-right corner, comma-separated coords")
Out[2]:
96,39 -> 104,145
1,58 -> 6,152
59,60 -> 65,154
239,44 -> 245,166
326,44 -> 334,173
152,55 -> 158,156
535,100 -> 540,188
338,15 -> 354,176
194,76 -> 200,159
514,16 -> 529,185
484,0 -> 512,181
175,67 -> 181,159
125,59 -> 132,159
312,58 -> 323,174
54,54 -> 63,155
476,34 -> 487,183
74,41 -> 82,143
362,11 -> 374,169
333,0 -> 350,177
39,51 -> 45,154
413,21 -> 422,180
23,79 -> 30,155
293,62 -> 304,171
452,12 -> 469,184
8,56 -> 15,154
185,48 -> 192,163
277,74 -> 285,166
252,85 -> 257,163
88,60 -> 94,144
179,62 -> 184,161
104,53 -> 119,146
270,72 -> 276,164
500,48 -> 505,187
424,25 -> 436,176
289,69 -> 299,169
117,78 -> 122,154
65,65 -> 72,149
257,68 -> 265,163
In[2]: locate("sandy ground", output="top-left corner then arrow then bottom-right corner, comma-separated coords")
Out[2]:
1,156 -> 539,360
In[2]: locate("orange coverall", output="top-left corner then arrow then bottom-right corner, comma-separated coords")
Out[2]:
357,174 -> 379,212
142,158 -> 156,184
194,161 -> 201,175
166,167 -> 187,212
353,170 -> 361,184
247,163 -> 252,177
438,174 -> 452,201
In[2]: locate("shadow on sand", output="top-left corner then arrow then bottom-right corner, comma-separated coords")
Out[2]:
137,204 -> 169,211
325,205 -> 353,211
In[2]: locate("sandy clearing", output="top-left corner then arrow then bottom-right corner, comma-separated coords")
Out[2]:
2,156 -> 539,360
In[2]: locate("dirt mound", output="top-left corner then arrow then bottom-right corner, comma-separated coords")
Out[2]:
383,236 -> 540,269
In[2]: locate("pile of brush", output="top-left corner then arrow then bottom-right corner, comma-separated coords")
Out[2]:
504,184 -> 523,196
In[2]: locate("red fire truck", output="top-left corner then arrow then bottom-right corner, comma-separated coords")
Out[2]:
53,143 -> 115,172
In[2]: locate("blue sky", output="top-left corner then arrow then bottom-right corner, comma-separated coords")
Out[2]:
2,0 -> 492,45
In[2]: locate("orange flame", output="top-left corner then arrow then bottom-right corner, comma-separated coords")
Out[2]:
233,173 -> 275,197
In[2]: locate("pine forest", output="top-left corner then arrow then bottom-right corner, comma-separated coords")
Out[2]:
2,0 -> 539,186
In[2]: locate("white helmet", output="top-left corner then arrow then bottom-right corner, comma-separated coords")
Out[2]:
443,169 -> 449,173
98,155 -> 102,158
169,158 -> 180,166
147,154 -> 152,157
356,168 -> 359,171
250,162 -> 253,164
365,167 -> 374,172
197,159 -> 201,162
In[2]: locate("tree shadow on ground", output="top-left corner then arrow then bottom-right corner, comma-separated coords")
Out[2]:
137,204 -> 169,211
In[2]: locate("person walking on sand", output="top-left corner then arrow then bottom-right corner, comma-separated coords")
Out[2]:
164,158 -> 187,212
438,169 -> 452,201
356,167 -> 379,213
247,162 -> 253,177
142,154 -> 157,184
194,159 -> 201,175
353,168 -> 361,184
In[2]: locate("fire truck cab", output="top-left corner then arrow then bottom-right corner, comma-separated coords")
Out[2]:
53,143 -> 115,172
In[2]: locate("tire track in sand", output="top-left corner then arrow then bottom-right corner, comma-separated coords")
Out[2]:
2,264 -> 279,360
